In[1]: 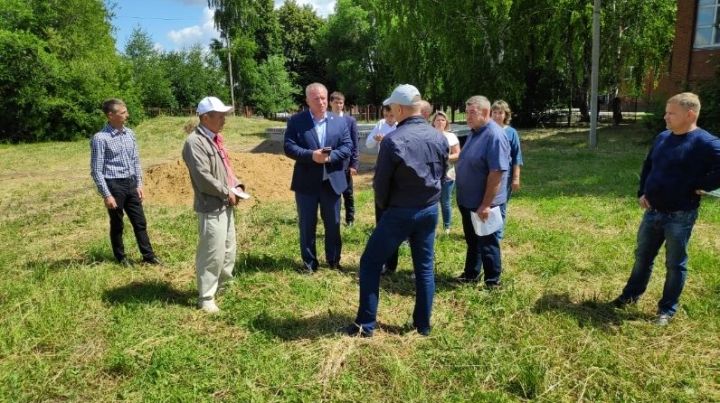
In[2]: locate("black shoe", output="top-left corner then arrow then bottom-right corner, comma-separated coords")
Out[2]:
338,323 -> 373,338
297,265 -> 315,275
611,296 -> 636,308
456,273 -> 479,283
328,263 -> 342,270
142,256 -> 162,265
118,258 -> 133,268
485,282 -> 502,290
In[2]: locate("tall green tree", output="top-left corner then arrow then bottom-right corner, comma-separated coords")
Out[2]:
251,55 -> 300,115
124,27 -> 177,109
317,0 -> 392,105
277,0 -> 326,102
208,0 -> 283,108
162,45 -> 228,108
0,0 -> 139,141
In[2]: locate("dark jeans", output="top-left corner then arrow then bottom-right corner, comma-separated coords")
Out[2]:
459,205 -> 502,285
620,209 -> 698,316
355,204 -> 438,333
342,170 -> 355,224
106,178 -> 155,262
440,179 -> 455,230
375,203 -> 399,272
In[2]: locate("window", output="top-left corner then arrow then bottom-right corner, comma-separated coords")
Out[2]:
695,0 -> 720,48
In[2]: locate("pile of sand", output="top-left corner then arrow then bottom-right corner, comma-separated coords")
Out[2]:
144,152 -> 296,207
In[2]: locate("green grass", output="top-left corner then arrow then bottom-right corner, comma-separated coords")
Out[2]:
1,119 -> 719,401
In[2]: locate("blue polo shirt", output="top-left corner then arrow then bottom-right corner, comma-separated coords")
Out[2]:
639,128 -> 720,212
456,120 -> 510,209
374,116 -> 449,209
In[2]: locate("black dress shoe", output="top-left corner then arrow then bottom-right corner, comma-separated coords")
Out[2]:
142,257 -> 162,265
485,282 -> 502,290
455,273 -> 479,283
611,296 -> 636,308
338,323 -> 373,338
118,258 -> 133,267
296,265 -> 315,275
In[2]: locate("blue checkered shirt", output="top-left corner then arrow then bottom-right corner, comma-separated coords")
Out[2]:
90,124 -> 143,197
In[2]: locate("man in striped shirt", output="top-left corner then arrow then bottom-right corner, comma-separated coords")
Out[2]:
90,98 -> 160,267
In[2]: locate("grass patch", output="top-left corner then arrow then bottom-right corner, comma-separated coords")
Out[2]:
0,120 -> 719,401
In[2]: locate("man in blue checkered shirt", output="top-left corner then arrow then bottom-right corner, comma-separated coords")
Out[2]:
90,99 -> 160,267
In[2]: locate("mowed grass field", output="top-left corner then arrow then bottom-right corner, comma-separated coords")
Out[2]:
0,116 -> 719,401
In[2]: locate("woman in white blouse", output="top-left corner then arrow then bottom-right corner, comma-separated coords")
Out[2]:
432,111 -> 460,234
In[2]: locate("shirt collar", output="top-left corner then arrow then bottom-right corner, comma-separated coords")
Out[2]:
104,123 -> 127,136
396,115 -> 425,128
198,124 -> 217,140
311,112 -> 327,125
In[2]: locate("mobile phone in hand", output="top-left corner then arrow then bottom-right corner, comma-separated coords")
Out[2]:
321,147 -> 332,154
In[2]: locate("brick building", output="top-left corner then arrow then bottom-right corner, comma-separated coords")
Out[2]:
653,0 -> 720,97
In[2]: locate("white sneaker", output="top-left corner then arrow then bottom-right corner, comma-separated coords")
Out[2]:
199,300 -> 220,314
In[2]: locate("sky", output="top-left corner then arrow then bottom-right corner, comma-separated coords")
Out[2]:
109,0 -> 335,53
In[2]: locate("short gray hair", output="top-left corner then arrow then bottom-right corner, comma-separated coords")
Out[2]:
419,100 -> 433,115
305,82 -> 328,97
466,95 -> 491,111
667,92 -> 701,114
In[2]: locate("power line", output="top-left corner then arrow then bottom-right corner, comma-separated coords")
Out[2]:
115,15 -> 195,21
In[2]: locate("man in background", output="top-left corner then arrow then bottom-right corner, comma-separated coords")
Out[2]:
612,92 -> 720,326
90,98 -> 161,267
329,91 -> 359,226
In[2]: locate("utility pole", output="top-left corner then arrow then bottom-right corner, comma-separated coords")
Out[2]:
226,32 -> 236,115
589,0 -> 601,148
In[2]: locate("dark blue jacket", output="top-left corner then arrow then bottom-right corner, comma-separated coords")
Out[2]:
374,116 -> 448,209
284,110 -> 353,195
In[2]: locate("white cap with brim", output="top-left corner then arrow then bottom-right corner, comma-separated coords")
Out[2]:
197,96 -> 233,115
382,84 -> 421,106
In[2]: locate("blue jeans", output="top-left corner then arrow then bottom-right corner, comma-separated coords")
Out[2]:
620,209 -> 698,316
440,180 -> 455,230
497,184 -> 513,240
355,204 -> 439,333
459,205 -> 502,285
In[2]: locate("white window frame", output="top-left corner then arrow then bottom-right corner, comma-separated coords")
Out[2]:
694,0 -> 720,48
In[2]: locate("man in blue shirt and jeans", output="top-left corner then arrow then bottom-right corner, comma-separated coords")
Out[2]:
342,84 -> 448,337
613,92 -> 720,325
455,95 -> 510,288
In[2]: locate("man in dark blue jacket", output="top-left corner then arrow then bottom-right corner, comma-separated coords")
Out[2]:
284,83 -> 353,273
613,92 -> 720,325
342,84 -> 448,337
329,91 -> 359,226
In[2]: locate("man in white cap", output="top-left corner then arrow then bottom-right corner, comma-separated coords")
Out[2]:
342,84 -> 448,337
182,96 -> 244,313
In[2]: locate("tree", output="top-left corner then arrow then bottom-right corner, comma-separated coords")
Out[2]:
251,55 -> 300,116
0,0 -> 140,142
124,27 -> 177,109
316,0 -> 392,105
162,45 -> 228,108
277,0 -> 326,103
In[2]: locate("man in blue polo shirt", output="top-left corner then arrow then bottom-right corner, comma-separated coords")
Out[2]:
341,84 -> 448,337
455,95 -> 510,288
612,92 -> 720,326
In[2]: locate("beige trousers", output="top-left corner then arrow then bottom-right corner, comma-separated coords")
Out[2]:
196,208 -> 236,301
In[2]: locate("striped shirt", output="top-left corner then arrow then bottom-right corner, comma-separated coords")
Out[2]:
90,124 -> 142,197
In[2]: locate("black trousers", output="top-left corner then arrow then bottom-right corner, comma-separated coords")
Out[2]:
374,203 -> 399,272
106,178 -> 155,261
342,169 -> 355,224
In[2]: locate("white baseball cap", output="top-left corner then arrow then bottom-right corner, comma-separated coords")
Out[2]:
197,96 -> 233,115
383,84 -> 421,106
